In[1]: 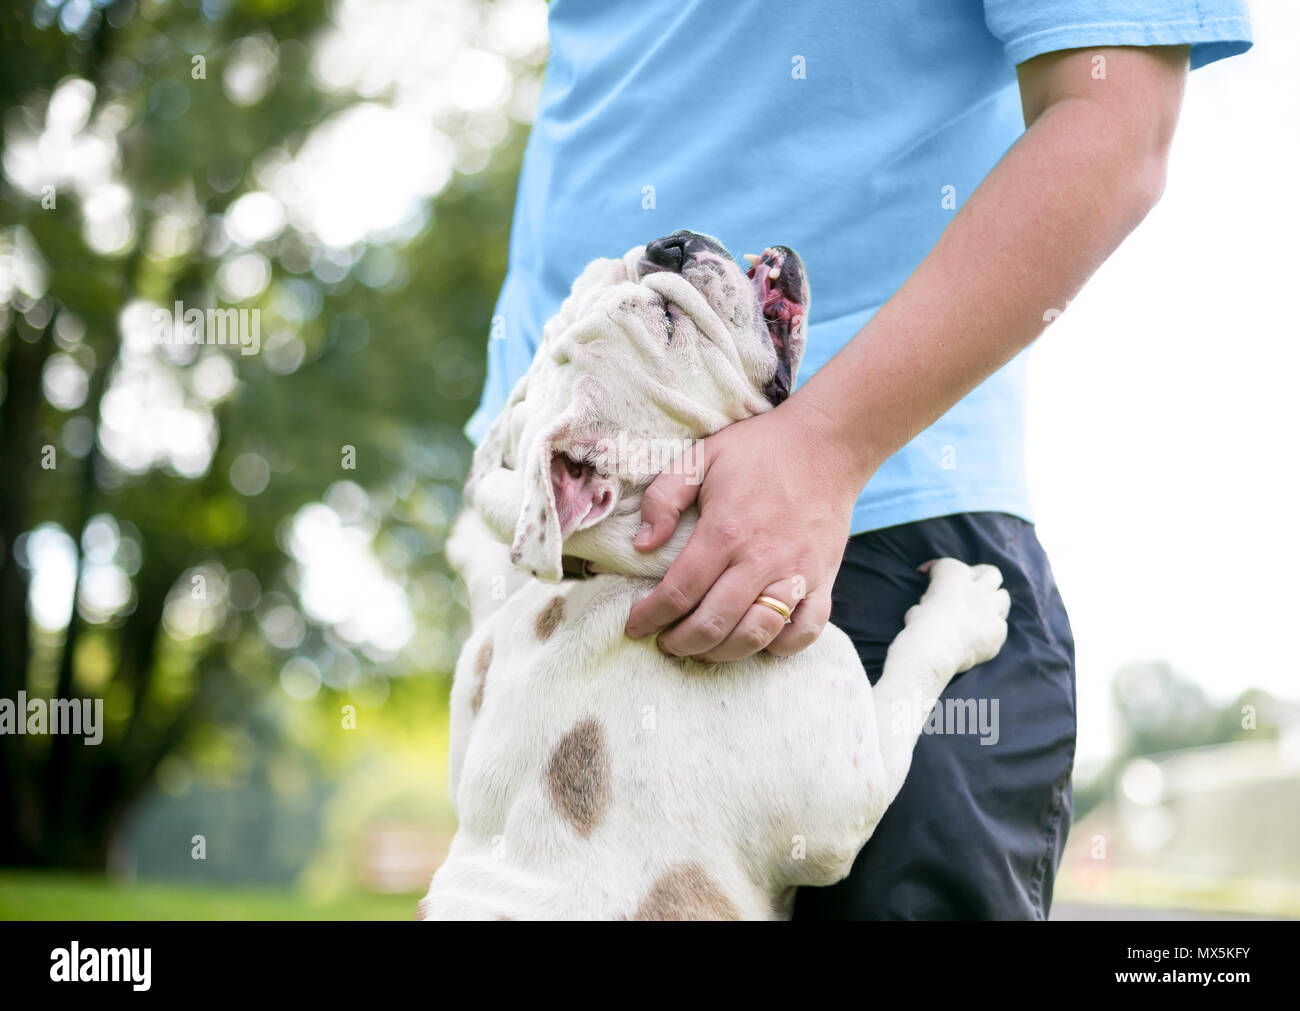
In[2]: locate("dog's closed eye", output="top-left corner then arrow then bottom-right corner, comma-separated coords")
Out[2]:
662,301 -> 675,343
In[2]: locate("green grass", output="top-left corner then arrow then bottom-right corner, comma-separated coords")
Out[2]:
0,871 -> 421,921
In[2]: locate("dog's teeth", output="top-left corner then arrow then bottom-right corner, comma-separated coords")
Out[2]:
742,253 -> 760,264
768,267 -> 781,280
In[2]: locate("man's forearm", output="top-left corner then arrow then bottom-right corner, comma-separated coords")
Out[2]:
790,46 -> 1188,487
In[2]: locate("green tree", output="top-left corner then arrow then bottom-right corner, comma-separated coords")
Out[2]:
0,0 -> 540,868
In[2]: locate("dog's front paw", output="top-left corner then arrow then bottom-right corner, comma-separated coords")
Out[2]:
907,558 -> 1011,675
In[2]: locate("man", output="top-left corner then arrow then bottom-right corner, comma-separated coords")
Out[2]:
466,0 -> 1252,919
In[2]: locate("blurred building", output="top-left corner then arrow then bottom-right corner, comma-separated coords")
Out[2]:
1060,725 -> 1300,916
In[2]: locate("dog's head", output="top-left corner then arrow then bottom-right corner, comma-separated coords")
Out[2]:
467,229 -> 809,581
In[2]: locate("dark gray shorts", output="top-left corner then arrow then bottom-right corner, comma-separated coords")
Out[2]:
792,511 -> 1078,921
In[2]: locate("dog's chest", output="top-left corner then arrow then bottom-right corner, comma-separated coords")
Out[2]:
440,576 -> 880,919
450,578 -> 663,839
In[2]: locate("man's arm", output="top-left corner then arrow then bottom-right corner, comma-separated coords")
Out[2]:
626,45 -> 1189,662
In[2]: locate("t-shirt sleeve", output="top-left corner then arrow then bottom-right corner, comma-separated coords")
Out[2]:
982,0 -> 1252,70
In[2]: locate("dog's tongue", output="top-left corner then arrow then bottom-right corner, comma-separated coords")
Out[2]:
551,454 -> 616,534
747,250 -> 802,340
746,248 -> 803,401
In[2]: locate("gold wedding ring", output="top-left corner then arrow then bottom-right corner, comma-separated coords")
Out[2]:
754,594 -> 793,622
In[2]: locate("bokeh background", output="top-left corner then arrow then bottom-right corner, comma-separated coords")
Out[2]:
0,0 -> 1295,920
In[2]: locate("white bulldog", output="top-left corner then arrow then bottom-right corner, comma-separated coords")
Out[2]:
418,231 -> 1009,920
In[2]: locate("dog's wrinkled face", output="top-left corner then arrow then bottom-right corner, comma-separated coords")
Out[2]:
467,229 -> 809,581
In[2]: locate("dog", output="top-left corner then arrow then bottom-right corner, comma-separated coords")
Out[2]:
417,230 -> 1010,920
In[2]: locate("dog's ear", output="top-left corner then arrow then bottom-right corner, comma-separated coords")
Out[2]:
463,374 -> 532,549
465,371 -> 568,582
466,374 -> 527,495
509,421 -> 565,582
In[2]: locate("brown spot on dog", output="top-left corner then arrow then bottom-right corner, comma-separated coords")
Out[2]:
474,639 -> 493,675
471,639 -> 492,714
631,863 -> 742,921
535,595 -> 566,640
546,718 -> 611,838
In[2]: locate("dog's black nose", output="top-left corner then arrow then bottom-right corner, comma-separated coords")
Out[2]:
644,234 -> 687,272
643,230 -> 727,274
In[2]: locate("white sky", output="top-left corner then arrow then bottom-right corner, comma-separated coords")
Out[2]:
1025,0 -> 1300,761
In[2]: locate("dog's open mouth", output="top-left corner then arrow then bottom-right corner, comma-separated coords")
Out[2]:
744,247 -> 804,404
550,451 -> 618,535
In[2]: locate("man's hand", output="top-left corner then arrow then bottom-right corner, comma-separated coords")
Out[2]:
625,400 -> 867,662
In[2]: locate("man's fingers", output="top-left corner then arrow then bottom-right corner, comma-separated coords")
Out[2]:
656,566 -> 774,658
766,588 -> 833,657
633,452 -> 709,552
625,531 -> 729,638
695,578 -> 803,663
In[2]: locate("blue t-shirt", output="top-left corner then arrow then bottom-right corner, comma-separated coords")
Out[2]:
467,0 -> 1251,535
